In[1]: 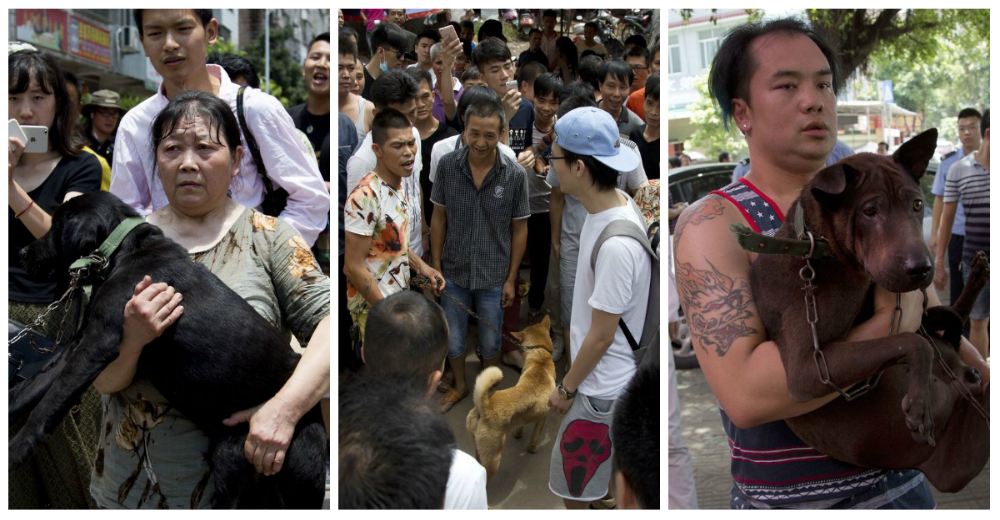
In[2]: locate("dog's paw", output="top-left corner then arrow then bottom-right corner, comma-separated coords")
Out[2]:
968,251 -> 990,286
512,427 -> 523,440
902,392 -> 936,446
527,443 -> 538,454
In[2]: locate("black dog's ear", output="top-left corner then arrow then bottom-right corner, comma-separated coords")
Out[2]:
892,128 -> 938,183
811,162 -> 859,202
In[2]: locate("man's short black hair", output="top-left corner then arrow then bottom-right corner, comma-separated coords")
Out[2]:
405,67 -> 433,91
309,32 -> 330,52
645,73 -> 659,101
371,108 -> 412,146
533,73 -> 564,103
337,33 -> 359,62
339,375 -> 455,509
370,70 -> 420,110
365,291 -> 449,378
560,82 -> 596,106
623,34 -> 647,49
611,363 -> 659,509
460,20 -> 475,32
471,36 -> 512,71
456,85 -> 503,129
709,17 -> 841,132
981,109 -> 990,137
206,52 -> 260,89
542,9 -> 558,20
562,147 -> 618,191
718,151 -> 731,162
134,9 -> 214,37
598,59 -> 634,88
529,28 -> 543,37
624,45 -> 650,68
584,21 -> 600,33
370,22 -> 410,56
461,66 -> 481,84
578,55 -> 604,91
878,141 -> 889,148
668,156 -> 681,168
416,28 -> 441,46
516,61 -> 546,91
477,20 -> 506,44
958,108 -> 983,121
580,50 -> 598,60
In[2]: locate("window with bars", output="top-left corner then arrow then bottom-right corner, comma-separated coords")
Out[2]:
668,33 -> 681,75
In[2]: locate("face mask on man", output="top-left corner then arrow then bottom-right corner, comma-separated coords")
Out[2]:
380,49 -> 390,72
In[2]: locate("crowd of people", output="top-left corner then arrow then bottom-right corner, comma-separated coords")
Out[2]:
667,17 -> 989,510
337,8 -> 660,510
9,9 -> 331,509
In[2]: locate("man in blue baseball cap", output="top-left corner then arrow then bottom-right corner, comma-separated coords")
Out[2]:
545,107 -> 652,508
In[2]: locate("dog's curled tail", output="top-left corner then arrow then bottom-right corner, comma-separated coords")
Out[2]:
473,366 -> 504,410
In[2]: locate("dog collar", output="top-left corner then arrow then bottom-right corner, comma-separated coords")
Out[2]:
731,204 -> 833,260
68,217 -> 146,299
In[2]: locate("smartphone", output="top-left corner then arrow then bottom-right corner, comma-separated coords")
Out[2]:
438,25 -> 458,43
8,119 -> 48,154
506,80 -> 519,93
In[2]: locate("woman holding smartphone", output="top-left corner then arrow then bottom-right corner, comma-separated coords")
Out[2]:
8,45 -> 103,509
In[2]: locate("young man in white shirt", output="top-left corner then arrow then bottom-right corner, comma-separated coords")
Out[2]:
110,9 -> 329,245
545,107 -> 650,508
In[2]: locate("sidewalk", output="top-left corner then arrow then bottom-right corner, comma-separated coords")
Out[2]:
673,365 -> 990,509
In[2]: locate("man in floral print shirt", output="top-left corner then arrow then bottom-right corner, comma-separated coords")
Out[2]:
344,109 -> 445,344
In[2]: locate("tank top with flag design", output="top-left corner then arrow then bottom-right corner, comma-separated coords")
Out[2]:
709,176 -> 891,507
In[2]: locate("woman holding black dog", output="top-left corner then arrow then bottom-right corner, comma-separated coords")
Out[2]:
8,44 -> 104,509
87,91 -> 331,508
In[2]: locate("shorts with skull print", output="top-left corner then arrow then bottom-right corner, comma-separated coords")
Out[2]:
548,394 -> 617,502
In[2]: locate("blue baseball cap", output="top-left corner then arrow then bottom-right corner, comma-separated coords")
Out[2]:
553,107 -> 640,173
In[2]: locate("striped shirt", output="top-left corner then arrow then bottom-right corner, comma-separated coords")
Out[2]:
943,151 -> 989,263
430,147 -> 530,290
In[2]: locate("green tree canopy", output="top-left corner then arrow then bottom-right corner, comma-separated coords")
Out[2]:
684,75 -> 747,160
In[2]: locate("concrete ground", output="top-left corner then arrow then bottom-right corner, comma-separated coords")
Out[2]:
438,259 -> 577,509
671,277 -> 990,509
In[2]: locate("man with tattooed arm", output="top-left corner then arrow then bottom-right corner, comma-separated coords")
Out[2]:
672,18 -> 990,510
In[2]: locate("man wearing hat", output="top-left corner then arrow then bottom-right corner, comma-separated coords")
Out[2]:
545,107 -> 651,509
83,89 -> 124,164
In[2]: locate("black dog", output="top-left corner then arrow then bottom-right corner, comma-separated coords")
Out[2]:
748,129 -> 990,492
10,191 -> 327,508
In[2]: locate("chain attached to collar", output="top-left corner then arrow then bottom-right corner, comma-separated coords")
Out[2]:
410,274 -> 526,351
800,230 -> 884,401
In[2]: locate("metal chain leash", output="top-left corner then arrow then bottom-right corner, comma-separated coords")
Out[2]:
410,274 -> 525,349
918,325 -> 991,426
8,271 -> 84,354
800,231 -> 883,401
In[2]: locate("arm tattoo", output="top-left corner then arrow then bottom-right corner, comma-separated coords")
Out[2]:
675,259 -> 757,357
673,196 -> 725,248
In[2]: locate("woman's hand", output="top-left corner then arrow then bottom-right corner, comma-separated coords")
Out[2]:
121,275 -> 184,354
9,137 -> 24,186
223,396 -> 299,476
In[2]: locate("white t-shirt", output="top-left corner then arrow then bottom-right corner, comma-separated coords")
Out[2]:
428,134 -> 517,183
570,193 -> 650,400
346,129 -> 423,257
444,449 -> 488,509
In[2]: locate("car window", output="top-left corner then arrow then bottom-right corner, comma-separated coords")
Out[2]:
681,172 -> 731,203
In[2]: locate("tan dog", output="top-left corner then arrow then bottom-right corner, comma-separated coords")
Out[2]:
466,316 -> 556,483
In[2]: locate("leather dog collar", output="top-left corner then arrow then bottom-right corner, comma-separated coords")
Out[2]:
68,217 -> 146,298
731,204 -> 833,260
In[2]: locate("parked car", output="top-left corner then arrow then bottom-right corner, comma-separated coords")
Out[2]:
665,159 -> 940,370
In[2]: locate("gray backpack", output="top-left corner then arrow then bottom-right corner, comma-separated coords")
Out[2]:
589,209 -> 660,367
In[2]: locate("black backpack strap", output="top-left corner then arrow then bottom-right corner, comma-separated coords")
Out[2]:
236,86 -> 278,196
590,218 -> 656,352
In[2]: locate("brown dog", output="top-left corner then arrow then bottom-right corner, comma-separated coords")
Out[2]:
466,316 -> 556,483
748,128 -> 990,492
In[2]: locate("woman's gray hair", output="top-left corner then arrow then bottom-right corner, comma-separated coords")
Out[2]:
430,42 -> 443,62
463,93 -> 506,134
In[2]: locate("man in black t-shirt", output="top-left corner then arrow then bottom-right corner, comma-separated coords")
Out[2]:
287,32 -> 332,272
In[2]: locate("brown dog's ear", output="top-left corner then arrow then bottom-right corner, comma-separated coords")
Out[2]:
511,331 -> 523,341
892,128 -> 938,183
810,162 -> 859,201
